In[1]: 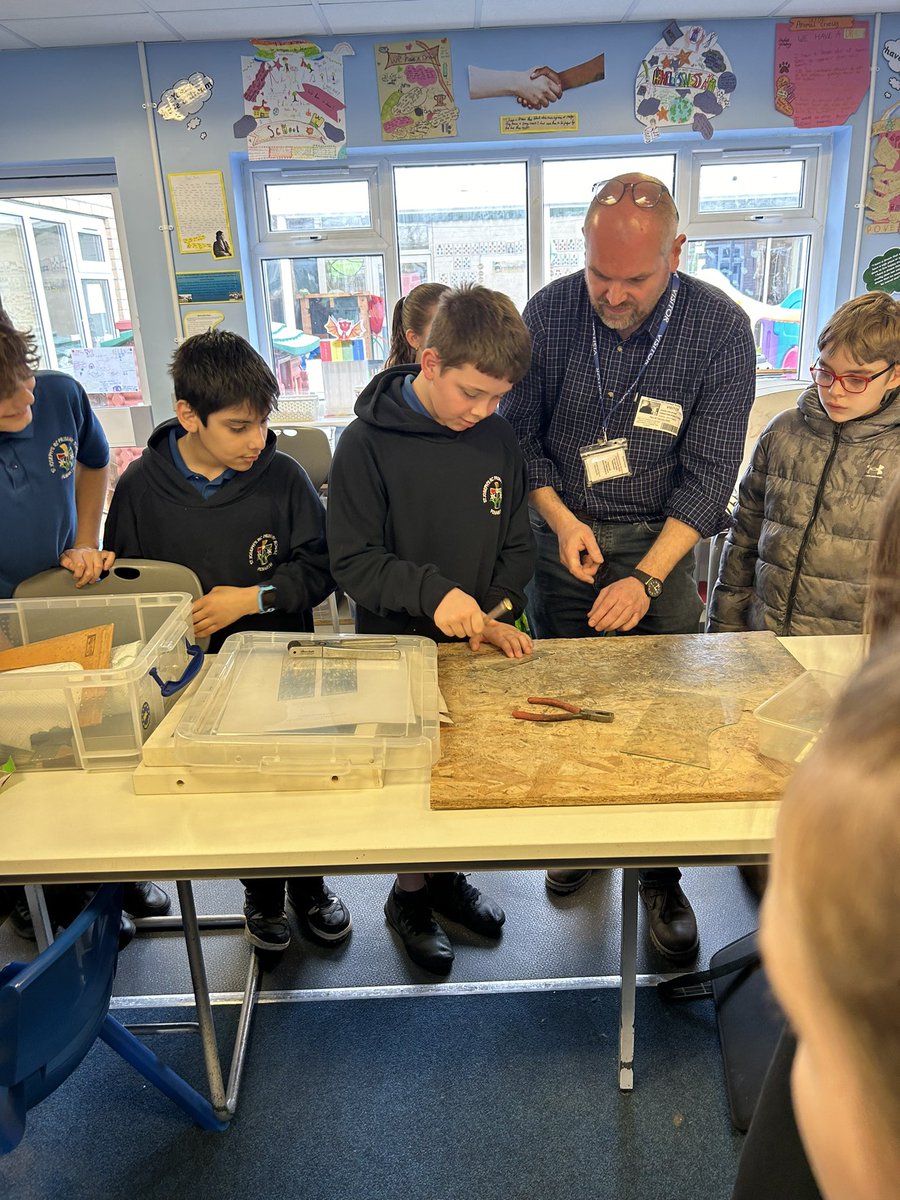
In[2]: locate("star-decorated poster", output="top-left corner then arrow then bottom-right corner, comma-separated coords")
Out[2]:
635,22 -> 736,142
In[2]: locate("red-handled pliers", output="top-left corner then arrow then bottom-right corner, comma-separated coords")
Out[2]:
511,696 -> 614,723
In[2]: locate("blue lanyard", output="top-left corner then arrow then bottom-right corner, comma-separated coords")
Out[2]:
590,273 -> 681,440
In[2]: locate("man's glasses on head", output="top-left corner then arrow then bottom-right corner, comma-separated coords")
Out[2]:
810,362 -> 895,395
592,179 -> 669,209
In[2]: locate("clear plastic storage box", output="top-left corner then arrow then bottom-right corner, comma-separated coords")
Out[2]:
173,631 -> 440,790
753,670 -> 846,766
0,593 -> 199,771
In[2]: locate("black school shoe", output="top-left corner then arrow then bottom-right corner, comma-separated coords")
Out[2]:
384,884 -> 454,975
123,881 -> 171,917
287,877 -> 352,945
425,872 -> 505,937
243,901 -> 291,952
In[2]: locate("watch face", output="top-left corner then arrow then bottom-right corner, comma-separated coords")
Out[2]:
645,577 -> 663,599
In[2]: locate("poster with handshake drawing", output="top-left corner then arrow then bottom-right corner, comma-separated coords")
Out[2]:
467,51 -> 605,134
376,38 -> 459,141
635,22 -> 736,142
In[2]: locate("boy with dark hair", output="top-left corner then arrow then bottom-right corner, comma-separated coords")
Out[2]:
105,328 -> 351,953
327,284 -> 535,974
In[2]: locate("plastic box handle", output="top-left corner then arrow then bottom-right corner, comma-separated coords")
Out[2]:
148,640 -> 205,698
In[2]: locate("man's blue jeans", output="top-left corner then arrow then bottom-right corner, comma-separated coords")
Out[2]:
528,512 -> 703,887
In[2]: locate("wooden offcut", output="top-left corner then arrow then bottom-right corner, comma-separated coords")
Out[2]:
431,632 -> 803,810
0,624 -> 114,674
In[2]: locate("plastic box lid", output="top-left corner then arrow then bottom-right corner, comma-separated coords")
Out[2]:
753,669 -> 845,766
173,631 -> 440,788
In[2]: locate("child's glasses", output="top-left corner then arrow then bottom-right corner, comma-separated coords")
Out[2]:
809,362 -> 895,394
592,179 -> 669,208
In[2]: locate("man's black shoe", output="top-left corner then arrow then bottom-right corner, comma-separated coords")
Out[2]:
426,872 -> 505,937
639,882 -> 699,961
287,877 -> 352,944
384,885 -> 454,974
123,881 -> 171,917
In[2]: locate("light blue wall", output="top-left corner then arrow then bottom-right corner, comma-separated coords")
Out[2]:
0,17 -> 892,420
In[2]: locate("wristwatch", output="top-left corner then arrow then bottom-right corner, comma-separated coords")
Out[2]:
632,568 -> 663,599
257,584 -> 279,614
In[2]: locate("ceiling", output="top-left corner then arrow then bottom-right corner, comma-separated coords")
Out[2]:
0,0 -> 885,53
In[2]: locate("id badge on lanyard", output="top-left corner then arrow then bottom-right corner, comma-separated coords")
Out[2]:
583,275 -> 680,489
580,437 -> 631,485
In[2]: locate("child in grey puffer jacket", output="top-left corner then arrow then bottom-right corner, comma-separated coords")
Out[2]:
709,291 -> 900,636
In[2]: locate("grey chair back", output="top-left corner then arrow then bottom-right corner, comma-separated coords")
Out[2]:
273,426 -> 332,493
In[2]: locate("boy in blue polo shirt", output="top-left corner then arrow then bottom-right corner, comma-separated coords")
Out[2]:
104,329 -> 352,954
0,309 -> 113,597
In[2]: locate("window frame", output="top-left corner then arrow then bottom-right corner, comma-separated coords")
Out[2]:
243,134 -> 830,383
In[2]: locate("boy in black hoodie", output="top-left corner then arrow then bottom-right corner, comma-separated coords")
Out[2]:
328,284 -> 535,974
104,330 -> 351,955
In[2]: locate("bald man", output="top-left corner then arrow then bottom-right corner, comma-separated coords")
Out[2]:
501,174 -> 756,959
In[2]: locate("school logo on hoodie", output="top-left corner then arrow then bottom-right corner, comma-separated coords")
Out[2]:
48,436 -> 76,478
482,476 -> 503,516
249,533 -> 278,571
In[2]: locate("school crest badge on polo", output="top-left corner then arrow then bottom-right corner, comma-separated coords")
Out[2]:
482,476 -> 503,516
48,436 -> 77,478
249,533 -> 278,571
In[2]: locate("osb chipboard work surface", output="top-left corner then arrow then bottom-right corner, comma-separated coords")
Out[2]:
431,632 -> 802,810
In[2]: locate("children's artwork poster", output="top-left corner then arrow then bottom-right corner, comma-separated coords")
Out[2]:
241,39 -> 348,160
182,309 -> 225,338
175,271 -> 243,305
864,102 -> 900,236
157,71 -> 214,139
375,38 -> 458,142
70,347 -> 139,394
167,171 -> 233,257
635,23 -> 736,142
774,18 -> 870,128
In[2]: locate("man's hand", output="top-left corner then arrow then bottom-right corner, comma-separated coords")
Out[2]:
192,586 -> 258,638
433,587 -> 485,639
470,620 -> 533,659
588,576 -> 650,632
557,518 -> 604,584
59,547 -> 115,588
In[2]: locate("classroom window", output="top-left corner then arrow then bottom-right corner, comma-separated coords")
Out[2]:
0,187 -> 147,500
393,162 -> 529,308
261,253 -> 387,420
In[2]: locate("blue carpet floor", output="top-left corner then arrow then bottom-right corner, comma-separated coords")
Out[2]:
0,987 -> 743,1200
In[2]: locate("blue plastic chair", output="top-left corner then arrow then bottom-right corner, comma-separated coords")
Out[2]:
0,884 -> 226,1153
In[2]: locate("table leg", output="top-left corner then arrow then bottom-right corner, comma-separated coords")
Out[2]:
24,884 -> 54,951
176,880 -> 230,1119
618,867 -> 639,1091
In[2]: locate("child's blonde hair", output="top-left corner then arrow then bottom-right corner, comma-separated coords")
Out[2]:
777,637 -> 900,1142
817,291 -> 900,366
424,284 -> 532,385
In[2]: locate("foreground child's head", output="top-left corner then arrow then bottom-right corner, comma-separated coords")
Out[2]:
0,311 -> 39,435
171,329 -> 279,473
385,282 -> 451,368
812,292 -> 900,425
414,284 -> 532,431
760,638 -> 900,1200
